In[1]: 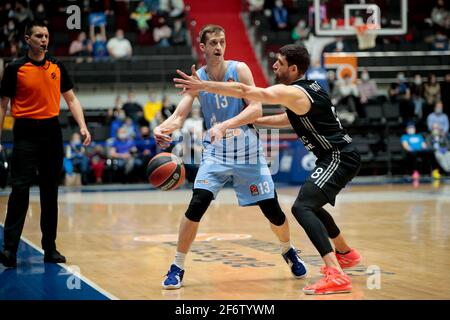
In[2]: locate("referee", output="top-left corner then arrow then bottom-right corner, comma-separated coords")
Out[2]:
0,21 -> 91,268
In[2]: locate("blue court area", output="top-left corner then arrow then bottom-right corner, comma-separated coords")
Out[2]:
0,226 -> 111,300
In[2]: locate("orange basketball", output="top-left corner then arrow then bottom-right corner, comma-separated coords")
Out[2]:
146,152 -> 185,190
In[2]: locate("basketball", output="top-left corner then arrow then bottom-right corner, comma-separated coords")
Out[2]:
146,152 -> 185,191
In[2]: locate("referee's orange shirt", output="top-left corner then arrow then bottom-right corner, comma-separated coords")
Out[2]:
0,54 -> 73,119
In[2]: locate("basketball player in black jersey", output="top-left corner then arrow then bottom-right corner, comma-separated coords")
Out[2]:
174,44 -> 362,295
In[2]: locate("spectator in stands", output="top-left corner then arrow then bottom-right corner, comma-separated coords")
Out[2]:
107,95 -> 124,125
64,133 -> 91,185
2,19 -> 20,53
158,95 -> 176,122
171,18 -> 187,46
432,30 -> 449,50
410,74 -> 425,122
441,73 -> 450,117
134,126 -> 157,179
14,1 -> 34,35
332,74 -> 361,122
122,117 -> 140,139
426,122 -> 450,174
272,0 -> 288,31
424,73 -> 441,118
327,70 -> 337,97
110,109 -> 126,138
389,72 -> 413,122
143,91 -> 163,128
89,144 -> 106,184
34,2 -> 47,24
108,127 -> 138,183
69,32 -> 93,63
123,90 -> 144,123
427,101 -> 449,134
291,19 -> 310,44
88,3 -> 107,30
90,24 -> 108,61
182,106 -> 204,143
306,60 -> 329,93
160,0 -> 185,18
181,107 -> 203,183
430,0 -> 450,35
357,69 -> 379,107
153,16 -> 172,47
248,0 -> 265,23
130,1 -> 152,34
144,0 -> 160,13
401,123 -> 432,180
1,2 -> 14,22
107,29 -> 133,60
332,38 -> 347,53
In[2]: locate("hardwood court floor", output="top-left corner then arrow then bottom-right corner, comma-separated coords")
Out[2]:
0,183 -> 449,300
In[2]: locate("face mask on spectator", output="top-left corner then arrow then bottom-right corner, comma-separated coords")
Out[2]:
397,74 -> 405,82
118,133 -> 128,140
361,73 -> 369,81
275,0 -> 283,8
432,129 -> 440,136
435,107 -> 443,114
414,77 -> 422,85
407,127 -> 415,135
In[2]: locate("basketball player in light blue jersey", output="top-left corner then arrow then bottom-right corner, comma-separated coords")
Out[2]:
154,25 -> 307,290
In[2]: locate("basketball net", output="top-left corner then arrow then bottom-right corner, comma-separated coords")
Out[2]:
355,24 -> 379,50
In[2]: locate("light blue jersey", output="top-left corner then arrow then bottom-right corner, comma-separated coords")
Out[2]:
194,60 -> 275,206
197,60 -> 262,161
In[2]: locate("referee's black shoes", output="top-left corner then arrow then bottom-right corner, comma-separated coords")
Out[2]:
0,250 -> 17,269
44,249 -> 66,264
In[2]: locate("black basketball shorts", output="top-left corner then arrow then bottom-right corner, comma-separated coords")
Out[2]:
307,146 -> 361,206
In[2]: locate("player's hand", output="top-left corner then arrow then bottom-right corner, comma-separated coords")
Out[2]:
174,65 -> 204,93
209,123 -> 226,144
80,127 -> 91,146
154,126 -> 172,148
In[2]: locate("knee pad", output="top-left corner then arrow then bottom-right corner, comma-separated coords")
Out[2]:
257,197 -> 286,226
185,189 -> 214,222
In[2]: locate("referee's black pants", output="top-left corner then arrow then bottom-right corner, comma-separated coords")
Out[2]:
3,117 -> 64,254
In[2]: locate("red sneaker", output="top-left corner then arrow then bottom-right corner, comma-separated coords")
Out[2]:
303,267 -> 351,295
336,248 -> 361,269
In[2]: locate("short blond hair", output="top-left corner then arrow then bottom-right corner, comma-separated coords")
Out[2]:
199,24 -> 225,44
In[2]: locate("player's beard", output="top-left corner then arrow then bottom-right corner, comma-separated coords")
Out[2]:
274,72 -> 287,84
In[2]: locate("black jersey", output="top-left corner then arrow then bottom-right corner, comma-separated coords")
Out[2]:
285,79 -> 353,158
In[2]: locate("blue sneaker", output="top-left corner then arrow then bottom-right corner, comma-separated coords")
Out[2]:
162,264 -> 184,289
282,247 -> 307,279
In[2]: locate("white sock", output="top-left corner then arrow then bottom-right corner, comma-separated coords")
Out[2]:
280,240 -> 292,254
173,251 -> 186,270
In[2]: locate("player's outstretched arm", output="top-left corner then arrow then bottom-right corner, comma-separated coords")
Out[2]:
254,112 -> 292,129
175,65 -> 311,115
154,93 -> 195,148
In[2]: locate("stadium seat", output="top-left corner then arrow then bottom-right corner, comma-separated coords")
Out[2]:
365,105 -> 384,123
382,103 -> 401,124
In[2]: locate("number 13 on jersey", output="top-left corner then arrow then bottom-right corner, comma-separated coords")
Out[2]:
215,94 -> 229,109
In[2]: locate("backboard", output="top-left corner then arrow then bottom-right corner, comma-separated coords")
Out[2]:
313,0 -> 408,36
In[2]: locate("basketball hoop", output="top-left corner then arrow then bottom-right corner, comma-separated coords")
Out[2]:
354,24 -> 379,50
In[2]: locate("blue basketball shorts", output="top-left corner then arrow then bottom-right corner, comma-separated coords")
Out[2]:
194,153 -> 275,206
